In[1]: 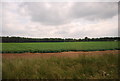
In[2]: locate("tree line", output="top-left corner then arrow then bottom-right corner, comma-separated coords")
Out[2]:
0,36 -> 120,43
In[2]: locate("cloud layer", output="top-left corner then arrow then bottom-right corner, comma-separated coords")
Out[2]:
2,2 -> 118,38
22,2 -> 117,25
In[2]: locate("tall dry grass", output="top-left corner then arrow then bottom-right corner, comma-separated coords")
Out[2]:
2,53 -> 118,79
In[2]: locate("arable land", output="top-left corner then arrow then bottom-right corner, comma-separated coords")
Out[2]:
1,41 -> 119,79
1,41 -> 119,53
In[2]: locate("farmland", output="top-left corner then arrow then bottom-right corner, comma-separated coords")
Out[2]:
1,41 -> 119,79
1,1 -> 120,79
1,41 -> 119,53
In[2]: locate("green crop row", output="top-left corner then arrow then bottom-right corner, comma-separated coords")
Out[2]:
1,41 -> 119,53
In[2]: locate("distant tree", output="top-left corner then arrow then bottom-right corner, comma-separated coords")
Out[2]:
84,37 -> 89,41
1,36 -> 120,43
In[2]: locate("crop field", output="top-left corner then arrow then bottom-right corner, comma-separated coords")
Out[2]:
1,41 -> 119,79
1,41 -> 119,53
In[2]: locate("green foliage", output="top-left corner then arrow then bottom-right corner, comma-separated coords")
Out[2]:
3,54 -> 118,79
1,41 -> 119,53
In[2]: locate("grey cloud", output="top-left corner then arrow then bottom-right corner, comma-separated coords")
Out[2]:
70,2 -> 118,20
21,2 -> 71,25
21,2 -> 118,26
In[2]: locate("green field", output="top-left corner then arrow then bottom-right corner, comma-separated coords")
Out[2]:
1,41 -> 119,53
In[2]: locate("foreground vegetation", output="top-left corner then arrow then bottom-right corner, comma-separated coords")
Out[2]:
3,53 -> 118,79
1,41 -> 119,53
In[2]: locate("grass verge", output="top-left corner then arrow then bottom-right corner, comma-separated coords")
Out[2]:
2,53 -> 118,79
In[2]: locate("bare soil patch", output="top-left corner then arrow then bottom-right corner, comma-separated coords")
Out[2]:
1,50 -> 119,59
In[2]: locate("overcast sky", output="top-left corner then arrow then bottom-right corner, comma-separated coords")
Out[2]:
1,1 -> 118,38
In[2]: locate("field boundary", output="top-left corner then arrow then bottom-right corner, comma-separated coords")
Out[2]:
1,49 -> 120,54
2,50 -> 119,59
